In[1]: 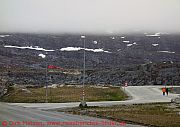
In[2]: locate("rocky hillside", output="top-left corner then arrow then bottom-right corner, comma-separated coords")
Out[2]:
0,33 -> 180,86
0,61 -> 179,86
0,33 -> 180,68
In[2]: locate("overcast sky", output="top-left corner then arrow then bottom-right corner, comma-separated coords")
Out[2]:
0,0 -> 180,34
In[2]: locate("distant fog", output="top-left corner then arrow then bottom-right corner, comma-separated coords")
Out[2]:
0,0 -> 180,34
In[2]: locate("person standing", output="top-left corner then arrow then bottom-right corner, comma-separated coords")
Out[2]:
162,87 -> 166,96
166,87 -> 169,96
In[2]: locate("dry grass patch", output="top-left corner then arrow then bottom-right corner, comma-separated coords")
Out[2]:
0,85 -> 127,103
59,103 -> 180,127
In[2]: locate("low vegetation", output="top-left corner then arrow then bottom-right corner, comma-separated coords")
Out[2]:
58,103 -> 180,127
0,85 -> 127,103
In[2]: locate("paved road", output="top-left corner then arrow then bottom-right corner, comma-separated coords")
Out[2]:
8,86 -> 180,110
0,103 -> 143,127
1,86 -> 179,127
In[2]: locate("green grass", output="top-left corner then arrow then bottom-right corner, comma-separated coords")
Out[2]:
0,85 -> 127,103
59,103 -> 180,127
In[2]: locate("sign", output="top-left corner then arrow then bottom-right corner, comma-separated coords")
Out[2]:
125,82 -> 128,87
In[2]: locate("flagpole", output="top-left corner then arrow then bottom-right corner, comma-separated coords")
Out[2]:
171,61 -> 173,91
45,52 -> 48,103
79,35 -> 87,107
83,36 -> 85,101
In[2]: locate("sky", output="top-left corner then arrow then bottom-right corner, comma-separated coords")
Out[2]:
0,0 -> 180,34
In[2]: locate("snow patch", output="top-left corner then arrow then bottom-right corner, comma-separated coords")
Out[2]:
93,41 -> 98,44
60,47 -> 82,51
104,51 -> 111,53
123,40 -> 130,43
0,35 -> 10,38
146,33 -> 160,37
87,48 -> 111,53
85,48 -> 104,52
81,35 -> 85,38
59,47 -> 111,53
158,51 -> 175,54
111,37 -> 115,40
38,54 -> 46,58
152,44 -> 159,46
4,45 -> 54,52
126,42 -> 137,47
133,42 -> 137,45
127,44 -> 133,47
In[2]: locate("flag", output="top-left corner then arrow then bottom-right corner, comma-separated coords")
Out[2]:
47,65 -> 63,70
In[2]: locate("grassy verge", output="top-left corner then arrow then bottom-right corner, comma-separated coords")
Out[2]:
0,85 -> 127,103
58,103 -> 180,127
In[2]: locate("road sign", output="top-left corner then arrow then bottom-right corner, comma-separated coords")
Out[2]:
125,82 -> 128,87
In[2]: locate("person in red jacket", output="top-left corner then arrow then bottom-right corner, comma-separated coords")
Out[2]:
162,87 -> 166,96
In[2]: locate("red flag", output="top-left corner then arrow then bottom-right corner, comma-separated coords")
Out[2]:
48,65 -> 63,70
